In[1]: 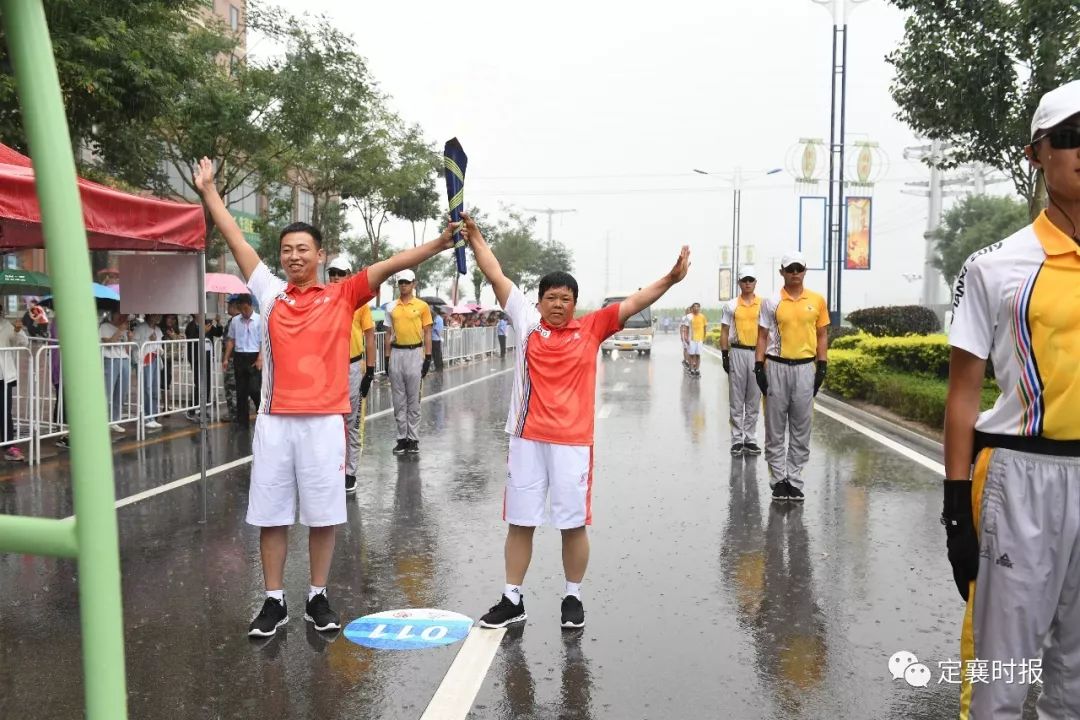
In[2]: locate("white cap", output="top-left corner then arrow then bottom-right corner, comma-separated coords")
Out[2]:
396,269 -> 416,283
737,265 -> 757,280
327,256 -> 352,273
780,251 -> 806,269
1031,80 -> 1080,140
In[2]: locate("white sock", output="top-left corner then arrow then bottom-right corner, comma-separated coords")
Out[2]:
565,581 -> 582,600
266,589 -> 284,602
503,584 -> 522,605
308,585 -> 326,601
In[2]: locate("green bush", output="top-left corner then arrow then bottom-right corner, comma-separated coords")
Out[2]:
869,373 -> 949,427
705,328 -> 724,348
828,325 -> 862,344
860,335 -> 951,378
824,349 -> 881,397
830,332 -> 870,350
846,305 -> 940,336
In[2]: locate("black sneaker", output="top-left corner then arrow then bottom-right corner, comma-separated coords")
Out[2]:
743,441 -> 762,455
392,439 -> 408,455
560,595 -> 585,629
248,597 -> 289,637
788,483 -> 805,502
304,592 -> 341,632
479,594 -> 527,629
55,437 -> 70,450
771,481 -> 790,501
345,474 -> 357,494
730,442 -> 744,456
406,439 -> 420,455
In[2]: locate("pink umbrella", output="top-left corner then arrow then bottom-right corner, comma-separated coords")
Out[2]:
205,272 -> 249,294
450,303 -> 475,314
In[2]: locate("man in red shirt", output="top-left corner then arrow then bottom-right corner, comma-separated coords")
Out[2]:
195,158 -> 455,637
463,214 -> 690,629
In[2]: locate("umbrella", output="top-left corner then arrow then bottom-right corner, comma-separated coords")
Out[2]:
0,268 -> 51,295
205,272 -> 249,295
40,282 -> 119,310
421,295 -> 447,306
450,303 -> 475,314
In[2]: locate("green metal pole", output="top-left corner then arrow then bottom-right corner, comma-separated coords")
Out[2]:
0,516 -> 77,557
0,2 -> 128,718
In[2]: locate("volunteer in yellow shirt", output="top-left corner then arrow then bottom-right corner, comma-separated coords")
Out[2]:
383,268 -> 432,455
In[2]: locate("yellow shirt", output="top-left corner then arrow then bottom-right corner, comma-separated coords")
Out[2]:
348,305 -> 375,360
690,313 -> 707,342
760,288 -> 829,360
388,296 -> 433,346
722,296 -> 762,347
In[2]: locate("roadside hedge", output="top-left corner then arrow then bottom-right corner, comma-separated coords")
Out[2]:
859,334 -> 951,378
846,305 -> 940,337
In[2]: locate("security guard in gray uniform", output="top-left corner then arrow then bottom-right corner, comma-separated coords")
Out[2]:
754,251 -> 829,502
720,266 -> 763,456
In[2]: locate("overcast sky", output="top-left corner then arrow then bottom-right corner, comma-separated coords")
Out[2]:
273,0 -> 1002,310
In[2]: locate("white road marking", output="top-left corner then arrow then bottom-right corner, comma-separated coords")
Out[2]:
622,367 -> 630,374
420,627 -> 506,720
598,404 -> 613,419
701,344 -> 945,474
66,367 -> 515,519
612,382 -> 627,392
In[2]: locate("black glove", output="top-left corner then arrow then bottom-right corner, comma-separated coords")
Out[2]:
942,480 -> 979,601
359,366 -> 375,398
422,354 -> 432,378
721,351 -> 730,374
813,360 -> 827,396
754,361 -> 768,395
384,356 -> 391,382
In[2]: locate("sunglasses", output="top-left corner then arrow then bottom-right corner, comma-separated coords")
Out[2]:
783,264 -> 807,274
328,270 -> 347,278
739,277 -> 756,283
397,279 -> 414,285
1034,125 -> 1080,150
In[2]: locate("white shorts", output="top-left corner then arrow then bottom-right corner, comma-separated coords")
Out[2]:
687,340 -> 703,355
247,414 -> 347,527
504,436 -> 594,529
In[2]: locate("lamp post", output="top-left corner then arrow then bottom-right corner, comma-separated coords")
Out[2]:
693,167 -> 782,299
810,0 -> 869,324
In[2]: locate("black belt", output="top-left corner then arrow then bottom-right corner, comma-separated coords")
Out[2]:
766,354 -> 815,366
350,354 -> 364,364
731,343 -> 755,350
234,351 -> 258,357
975,431 -> 1080,458
391,342 -> 423,350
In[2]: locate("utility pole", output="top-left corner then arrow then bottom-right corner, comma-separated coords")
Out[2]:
523,207 -> 577,245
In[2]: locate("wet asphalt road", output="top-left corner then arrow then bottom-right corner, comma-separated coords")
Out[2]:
0,337 -> 1041,719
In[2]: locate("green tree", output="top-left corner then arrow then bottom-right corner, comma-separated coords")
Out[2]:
886,0 -> 1080,218
930,194 -> 1029,287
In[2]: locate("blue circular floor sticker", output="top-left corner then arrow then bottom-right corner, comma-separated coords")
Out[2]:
344,608 -> 473,650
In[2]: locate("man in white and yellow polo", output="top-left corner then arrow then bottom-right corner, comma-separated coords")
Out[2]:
720,266 -> 763,456
755,251 -> 829,502
384,268 -> 432,455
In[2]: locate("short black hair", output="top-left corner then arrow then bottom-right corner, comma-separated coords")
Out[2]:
538,271 -> 578,302
279,221 -> 323,249
235,294 -> 253,306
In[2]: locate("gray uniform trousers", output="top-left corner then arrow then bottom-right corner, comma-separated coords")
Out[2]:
728,347 -> 761,444
345,360 -> 364,476
389,347 -> 424,441
763,360 -> 815,489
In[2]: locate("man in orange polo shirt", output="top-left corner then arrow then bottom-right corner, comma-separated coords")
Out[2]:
755,251 -> 829,502
462,213 -> 689,630
195,157 -> 454,637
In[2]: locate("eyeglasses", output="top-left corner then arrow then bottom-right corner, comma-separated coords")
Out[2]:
783,264 -> 806,274
1034,125 -> 1080,150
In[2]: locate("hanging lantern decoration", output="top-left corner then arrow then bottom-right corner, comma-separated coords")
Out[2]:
786,138 -> 828,195
845,140 -> 888,193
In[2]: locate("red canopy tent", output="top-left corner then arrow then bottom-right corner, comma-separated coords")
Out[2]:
0,143 -> 205,251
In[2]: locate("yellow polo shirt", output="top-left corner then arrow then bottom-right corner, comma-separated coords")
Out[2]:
759,288 -> 829,360
690,313 -> 708,342
722,296 -> 762,346
388,297 -> 432,346
348,305 -> 375,360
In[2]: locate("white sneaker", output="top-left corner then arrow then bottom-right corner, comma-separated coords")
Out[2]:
144,420 -> 163,431
110,424 -> 126,434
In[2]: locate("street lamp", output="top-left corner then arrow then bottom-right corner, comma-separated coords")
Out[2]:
693,167 -> 782,299
809,0 -> 869,324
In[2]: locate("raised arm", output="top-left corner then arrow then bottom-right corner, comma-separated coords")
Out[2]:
193,157 -> 261,282
619,246 -> 690,325
461,213 -> 513,307
367,223 -> 456,288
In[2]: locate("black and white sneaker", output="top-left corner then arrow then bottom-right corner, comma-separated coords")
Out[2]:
479,595 -> 527,629
345,474 -> 357,495
771,481 -> 790,502
787,483 -> 805,502
304,592 -> 341,632
248,597 -> 289,637
730,442 -> 744,456
743,441 -> 762,455
392,439 -> 408,455
560,595 -> 585,629
406,439 -> 420,455
55,437 -> 70,450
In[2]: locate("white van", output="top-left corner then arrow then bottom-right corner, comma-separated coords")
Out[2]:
600,295 -> 653,357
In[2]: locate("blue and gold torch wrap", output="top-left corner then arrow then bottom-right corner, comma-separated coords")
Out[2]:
443,138 -> 468,275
